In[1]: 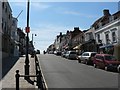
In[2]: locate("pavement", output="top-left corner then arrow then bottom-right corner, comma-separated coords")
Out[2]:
0,55 -> 38,90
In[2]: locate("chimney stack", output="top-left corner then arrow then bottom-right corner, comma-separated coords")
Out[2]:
60,32 -> 62,36
103,9 -> 110,16
74,27 -> 79,31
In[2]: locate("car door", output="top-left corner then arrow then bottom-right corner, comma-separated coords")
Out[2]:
81,53 -> 89,63
80,53 -> 86,61
65,51 -> 69,58
98,56 -> 105,68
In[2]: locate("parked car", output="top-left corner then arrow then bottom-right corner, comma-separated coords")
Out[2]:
48,51 -> 54,54
65,51 -> 77,59
77,52 -> 97,64
55,51 -> 62,56
118,65 -> 120,72
61,51 -> 67,57
93,54 -> 120,71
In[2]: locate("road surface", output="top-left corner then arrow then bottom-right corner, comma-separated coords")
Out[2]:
38,54 -> 119,89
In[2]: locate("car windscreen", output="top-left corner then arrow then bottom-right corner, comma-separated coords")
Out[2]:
105,55 -> 116,61
91,53 -> 96,57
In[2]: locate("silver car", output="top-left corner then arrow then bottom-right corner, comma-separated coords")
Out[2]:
77,52 -> 97,64
65,51 -> 77,59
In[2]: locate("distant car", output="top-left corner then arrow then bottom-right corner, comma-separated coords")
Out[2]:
56,51 -> 62,56
93,54 -> 120,71
61,51 -> 67,57
65,51 -> 77,59
77,52 -> 97,64
48,51 -> 54,54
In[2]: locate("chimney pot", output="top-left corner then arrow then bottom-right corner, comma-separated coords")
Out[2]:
74,27 -> 79,31
103,9 -> 110,16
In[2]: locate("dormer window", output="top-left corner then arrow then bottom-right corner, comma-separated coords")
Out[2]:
97,34 -> 100,43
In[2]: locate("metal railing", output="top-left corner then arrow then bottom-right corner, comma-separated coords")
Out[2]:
15,54 -> 46,90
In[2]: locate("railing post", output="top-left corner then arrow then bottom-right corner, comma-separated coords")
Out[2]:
15,70 -> 20,90
37,71 -> 41,89
37,70 -> 44,89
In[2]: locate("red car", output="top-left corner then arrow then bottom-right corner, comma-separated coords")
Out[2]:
93,54 -> 120,72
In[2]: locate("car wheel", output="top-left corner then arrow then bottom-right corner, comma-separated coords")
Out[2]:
93,64 -> 97,68
85,60 -> 88,65
118,68 -> 120,73
85,61 -> 88,65
78,59 -> 81,63
67,56 -> 69,59
105,66 -> 108,71
117,65 -> 120,73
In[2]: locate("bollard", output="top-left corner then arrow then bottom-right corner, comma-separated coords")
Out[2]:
15,70 -> 20,90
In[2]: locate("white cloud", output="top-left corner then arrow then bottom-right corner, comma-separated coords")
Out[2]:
10,2 -> 51,11
31,3 -> 51,11
29,22 -> 87,52
29,23 -> 73,52
63,11 -> 98,18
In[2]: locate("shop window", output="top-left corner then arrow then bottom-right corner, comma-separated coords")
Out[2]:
112,32 -> 116,43
105,33 -> 110,44
97,34 -> 100,42
2,2 -> 4,9
9,14 -> 11,20
5,7 -> 7,13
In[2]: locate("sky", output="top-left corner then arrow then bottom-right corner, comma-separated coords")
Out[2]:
9,1 -> 119,53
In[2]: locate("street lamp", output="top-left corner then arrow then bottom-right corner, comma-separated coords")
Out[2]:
25,0 -> 30,78
31,34 -> 37,57
32,34 -> 37,45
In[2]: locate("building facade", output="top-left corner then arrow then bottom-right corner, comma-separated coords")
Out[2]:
11,17 -> 19,56
0,1 -> 2,58
2,1 -> 12,58
17,28 -> 26,56
54,32 -> 63,51
72,29 -> 84,54
81,28 -> 97,52
92,9 -> 120,59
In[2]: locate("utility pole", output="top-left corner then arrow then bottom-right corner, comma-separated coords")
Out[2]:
25,0 -> 30,79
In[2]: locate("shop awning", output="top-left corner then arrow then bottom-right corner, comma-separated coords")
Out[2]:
73,44 -> 82,49
99,44 -> 113,49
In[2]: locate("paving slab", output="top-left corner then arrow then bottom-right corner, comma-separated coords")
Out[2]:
1,55 -> 37,90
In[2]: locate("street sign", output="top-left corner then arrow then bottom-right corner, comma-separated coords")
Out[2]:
25,27 -> 30,33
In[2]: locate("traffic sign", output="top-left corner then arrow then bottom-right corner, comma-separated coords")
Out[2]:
25,27 -> 30,33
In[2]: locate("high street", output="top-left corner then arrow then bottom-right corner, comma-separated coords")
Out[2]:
38,54 -> 119,89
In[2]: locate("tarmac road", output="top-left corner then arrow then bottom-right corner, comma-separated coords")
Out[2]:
38,54 -> 119,89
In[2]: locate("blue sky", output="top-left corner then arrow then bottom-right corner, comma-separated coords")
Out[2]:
9,2 -> 119,53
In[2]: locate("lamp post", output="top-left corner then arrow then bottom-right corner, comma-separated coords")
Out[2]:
31,34 -> 37,57
25,0 -> 30,78
32,34 -> 37,45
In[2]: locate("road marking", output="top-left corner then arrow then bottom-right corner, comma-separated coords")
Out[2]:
38,55 -> 48,90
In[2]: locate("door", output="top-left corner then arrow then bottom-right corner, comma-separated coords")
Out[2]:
98,56 -> 105,69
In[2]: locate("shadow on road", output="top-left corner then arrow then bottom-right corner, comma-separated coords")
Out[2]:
2,56 -> 19,79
